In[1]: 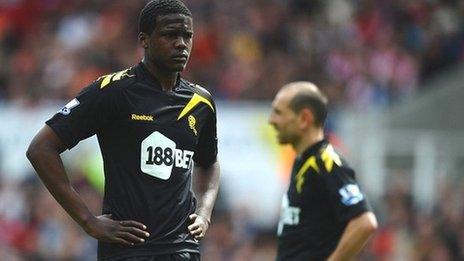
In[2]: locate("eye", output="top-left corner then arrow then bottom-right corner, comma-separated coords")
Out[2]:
272,107 -> 281,115
160,31 -> 176,38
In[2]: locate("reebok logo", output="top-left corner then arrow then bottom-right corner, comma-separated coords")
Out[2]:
131,114 -> 154,121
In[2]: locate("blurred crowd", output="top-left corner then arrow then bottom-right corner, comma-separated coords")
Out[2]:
1,169 -> 464,260
1,0 -> 463,108
367,174 -> 464,261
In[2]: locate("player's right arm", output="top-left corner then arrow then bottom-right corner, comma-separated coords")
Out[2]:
26,74 -> 149,246
27,125 -> 149,246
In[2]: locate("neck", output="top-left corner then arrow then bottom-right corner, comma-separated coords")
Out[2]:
293,128 -> 324,156
142,58 -> 178,92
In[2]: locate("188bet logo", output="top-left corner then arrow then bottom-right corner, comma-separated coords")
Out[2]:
141,132 -> 194,180
145,146 -> 174,166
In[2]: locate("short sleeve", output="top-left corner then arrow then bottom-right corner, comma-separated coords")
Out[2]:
193,108 -> 218,168
321,165 -> 371,223
46,80 -> 118,149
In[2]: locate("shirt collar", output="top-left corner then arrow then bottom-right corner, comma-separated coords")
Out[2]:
136,62 -> 182,90
298,138 -> 329,161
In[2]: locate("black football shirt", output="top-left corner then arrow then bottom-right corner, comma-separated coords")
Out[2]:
276,139 -> 371,261
46,62 -> 218,260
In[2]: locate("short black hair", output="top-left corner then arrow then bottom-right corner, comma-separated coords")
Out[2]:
289,86 -> 328,127
139,0 -> 192,35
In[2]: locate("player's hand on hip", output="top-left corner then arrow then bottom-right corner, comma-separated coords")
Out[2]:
85,214 -> 150,246
188,213 -> 210,240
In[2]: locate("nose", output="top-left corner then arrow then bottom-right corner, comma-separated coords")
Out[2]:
174,36 -> 187,49
268,114 -> 276,126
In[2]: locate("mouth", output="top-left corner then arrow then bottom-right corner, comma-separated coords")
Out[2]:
171,53 -> 189,61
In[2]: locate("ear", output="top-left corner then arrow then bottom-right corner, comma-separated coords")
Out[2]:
299,108 -> 314,129
138,32 -> 149,49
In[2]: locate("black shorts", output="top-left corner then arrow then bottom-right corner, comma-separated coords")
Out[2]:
120,252 -> 200,261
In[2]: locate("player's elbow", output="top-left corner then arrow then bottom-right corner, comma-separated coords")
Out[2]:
26,137 -> 53,164
27,126 -> 65,164
26,140 -> 41,163
362,212 -> 378,236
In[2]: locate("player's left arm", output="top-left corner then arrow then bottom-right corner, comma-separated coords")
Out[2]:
188,161 -> 220,239
327,211 -> 377,261
188,98 -> 220,240
319,152 -> 378,260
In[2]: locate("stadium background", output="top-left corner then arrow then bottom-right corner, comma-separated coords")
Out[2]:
1,0 -> 464,260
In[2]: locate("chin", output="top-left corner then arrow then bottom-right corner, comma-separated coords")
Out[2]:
171,65 -> 187,72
